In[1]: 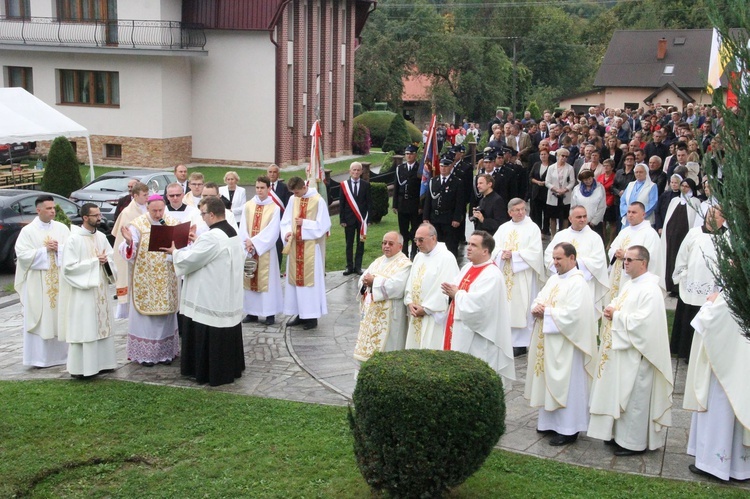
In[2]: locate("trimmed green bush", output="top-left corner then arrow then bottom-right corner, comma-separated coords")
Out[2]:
353,102 -> 364,118
349,350 -> 505,498
526,101 -> 541,121
379,151 -> 395,174
382,114 -> 411,155
352,122 -> 371,155
54,204 -> 72,228
368,182 -> 389,223
374,102 -> 389,111
353,111 -> 422,148
40,136 -> 83,198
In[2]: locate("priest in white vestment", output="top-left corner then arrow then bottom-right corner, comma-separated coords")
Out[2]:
59,204 -> 117,377
589,245 -> 673,456
404,223 -> 460,350
670,207 -> 727,361
491,199 -> 545,353
119,195 -> 180,366
281,177 -> 331,330
442,231 -> 514,387
685,292 -> 750,482
239,176 -> 282,325
526,242 -> 598,446
545,205 -> 609,314
170,197 -> 246,387
353,231 -> 412,362
111,182 -> 149,318
14,195 -> 70,367
607,201 -> 664,302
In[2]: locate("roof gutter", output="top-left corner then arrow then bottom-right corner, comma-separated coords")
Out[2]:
269,0 -> 292,48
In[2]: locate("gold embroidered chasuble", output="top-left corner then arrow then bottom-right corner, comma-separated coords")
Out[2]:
130,214 -> 180,315
353,252 -> 412,361
243,200 -> 277,292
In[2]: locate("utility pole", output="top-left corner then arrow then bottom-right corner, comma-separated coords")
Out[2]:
511,37 -> 517,114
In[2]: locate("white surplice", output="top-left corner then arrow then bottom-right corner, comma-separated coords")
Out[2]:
672,226 -> 724,306
545,226 -> 610,314
239,196 -> 283,318
280,188 -> 331,320
684,295 -> 750,481
173,225 -> 245,328
449,260 -> 515,385
166,203 -> 200,225
491,216 -> 545,347
525,268 -> 597,435
404,242 -> 459,350
589,272 -> 674,451
111,200 -> 147,318
14,217 -> 70,367
607,220 -> 664,302
59,225 -> 117,376
353,252 -> 412,361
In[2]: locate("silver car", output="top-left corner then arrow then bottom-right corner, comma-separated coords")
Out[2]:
69,169 -> 177,227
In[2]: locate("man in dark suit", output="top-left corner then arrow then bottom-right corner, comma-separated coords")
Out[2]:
267,164 -> 291,271
392,144 -> 422,258
471,174 -> 508,234
114,178 -> 138,221
644,130 -> 670,163
449,144 -> 473,245
423,158 -> 465,258
340,162 -> 371,275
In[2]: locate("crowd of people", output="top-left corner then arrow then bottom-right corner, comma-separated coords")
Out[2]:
13,102 -> 747,482
353,102 -> 746,482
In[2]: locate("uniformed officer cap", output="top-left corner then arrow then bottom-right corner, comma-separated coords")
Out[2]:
451,144 -> 466,153
442,151 -> 455,161
440,157 -> 453,166
405,145 -> 418,153
484,152 -> 496,162
501,145 -> 514,155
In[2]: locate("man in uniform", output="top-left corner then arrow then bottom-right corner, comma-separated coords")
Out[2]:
392,144 -> 422,258
239,175 -> 282,326
119,195 -> 181,366
526,243 -> 598,446
442,230 -> 514,387
423,158 -> 465,258
14,195 -> 70,367
339,161 -> 371,276
491,199 -> 545,356
491,146 -> 518,203
353,231 -> 412,362
404,223 -> 459,350
59,203 -> 117,378
545,205 -> 609,314
589,246 -> 673,456
281,176 -> 331,330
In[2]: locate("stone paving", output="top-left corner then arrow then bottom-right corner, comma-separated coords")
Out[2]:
1,272 -> 748,490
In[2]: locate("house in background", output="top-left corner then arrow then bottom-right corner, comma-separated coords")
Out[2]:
560,29 -> 732,112
0,0 -> 375,169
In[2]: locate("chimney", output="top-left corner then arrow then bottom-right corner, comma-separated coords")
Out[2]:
657,38 -> 667,60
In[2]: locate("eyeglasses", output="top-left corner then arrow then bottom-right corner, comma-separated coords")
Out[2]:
624,257 -> 644,263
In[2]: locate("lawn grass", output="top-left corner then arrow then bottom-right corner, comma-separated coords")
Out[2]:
325,210 -> 399,272
1,380 -> 742,498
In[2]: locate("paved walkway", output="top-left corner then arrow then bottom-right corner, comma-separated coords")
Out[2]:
0,273 -> 747,489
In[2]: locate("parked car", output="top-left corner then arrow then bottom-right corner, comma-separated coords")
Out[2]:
0,142 -> 32,164
69,169 -> 177,229
0,189 -> 83,269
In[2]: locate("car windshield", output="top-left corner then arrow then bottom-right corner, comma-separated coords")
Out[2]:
85,177 -> 134,191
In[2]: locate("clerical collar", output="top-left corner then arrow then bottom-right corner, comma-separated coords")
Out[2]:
425,242 -> 444,257
168,204 -> 186,212
254,196 -> 273,205
36,217 -> 52,228
511,217 -> 526,225
570,226 -> 586,234
630,220 -> 649,231
210,219 -> 237,238
471,259 -> 493,268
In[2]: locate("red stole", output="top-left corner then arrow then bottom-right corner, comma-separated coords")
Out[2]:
443,263 -> 493,350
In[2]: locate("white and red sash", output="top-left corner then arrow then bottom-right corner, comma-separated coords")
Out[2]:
269,189 -> 285,212
341,180 -> 368,241
443,262 -> 494,350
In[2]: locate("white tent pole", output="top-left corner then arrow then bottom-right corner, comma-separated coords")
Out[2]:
86,136 -> 95,181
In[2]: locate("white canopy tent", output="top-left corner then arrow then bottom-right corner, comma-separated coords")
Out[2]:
0,87 -> 95,181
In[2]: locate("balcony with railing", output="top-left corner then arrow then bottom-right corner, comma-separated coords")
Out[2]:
0,16 -> 206,52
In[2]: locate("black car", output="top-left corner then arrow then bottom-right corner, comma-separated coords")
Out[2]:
0,190 -> 83,269
0,142 -> 32,164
